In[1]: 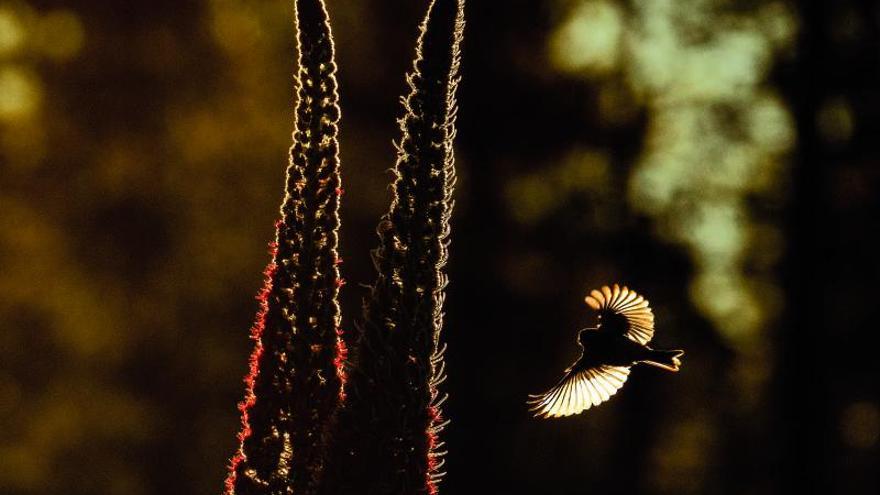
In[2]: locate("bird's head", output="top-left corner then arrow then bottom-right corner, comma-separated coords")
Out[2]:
577,328 -> 596,346
597,310 -> 629,335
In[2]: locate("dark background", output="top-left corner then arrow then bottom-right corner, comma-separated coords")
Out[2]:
1,0 -> 878,493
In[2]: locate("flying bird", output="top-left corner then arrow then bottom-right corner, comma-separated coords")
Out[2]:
528,284 -> 684,418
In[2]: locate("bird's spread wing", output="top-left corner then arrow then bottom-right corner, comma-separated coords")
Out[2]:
585,284 -> 655,345
527,365 -> 631,418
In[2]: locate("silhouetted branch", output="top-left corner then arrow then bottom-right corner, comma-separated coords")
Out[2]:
225,0 -> 345,493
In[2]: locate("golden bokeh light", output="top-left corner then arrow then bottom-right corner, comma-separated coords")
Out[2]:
0,66 -> 41,121
648,413 -> 716,493
0,7 -> 26,56
505,148 -> 610,224
543,0 -> 797,347
549,1 -> 623,76
33,10 -> 85,60
210,3 -> 265,55
756,3 -> 798,51
623,0 -> 794,346
816,97 -> 855,144
542,3 -> 799,486
748,92 -> 797,154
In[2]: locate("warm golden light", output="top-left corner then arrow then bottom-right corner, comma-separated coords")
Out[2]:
816,97 -> 855,144
0,66 -> 41,121
210,3 -> 264,55
0,8 -> 26,56
585,284 -> 655,345
528,365 -> 631,418
620,0 -> 795,346
34,10 -> 84,60
529,285 -> 683,418
549,1 -> 622,75
505,149 -> 609,224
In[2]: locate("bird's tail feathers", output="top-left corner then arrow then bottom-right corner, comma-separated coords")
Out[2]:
641,349 -> 684,372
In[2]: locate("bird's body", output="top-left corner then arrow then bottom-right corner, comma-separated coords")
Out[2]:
528,284 -> 684,418
574,329 -> 682,371
575,329 -> 653,368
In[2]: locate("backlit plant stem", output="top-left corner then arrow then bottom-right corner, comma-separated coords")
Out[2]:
322,0 -> 464,493
224,0 -> 345,493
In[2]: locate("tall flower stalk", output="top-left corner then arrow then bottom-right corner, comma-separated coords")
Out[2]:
224,0 -> 345,493
322,0 -> 465,493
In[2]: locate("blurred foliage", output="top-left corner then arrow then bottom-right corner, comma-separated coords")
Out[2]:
535,0 -> 798,346
1,0 -> 878,494
503,0 -> 798,487
500,2 -> 799,482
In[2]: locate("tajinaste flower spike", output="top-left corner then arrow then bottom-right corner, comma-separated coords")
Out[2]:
225,0 -> 345,493
322,0 -> 464,493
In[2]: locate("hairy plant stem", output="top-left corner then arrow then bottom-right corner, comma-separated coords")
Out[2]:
322,1 -> 465,493
225,1 -> 345,493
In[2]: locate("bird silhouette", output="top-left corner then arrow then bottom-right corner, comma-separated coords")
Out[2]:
528,284 -> 684,418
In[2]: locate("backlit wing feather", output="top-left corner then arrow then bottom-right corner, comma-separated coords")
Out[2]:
584,284 -> 655,345
527,365 -> 631,418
